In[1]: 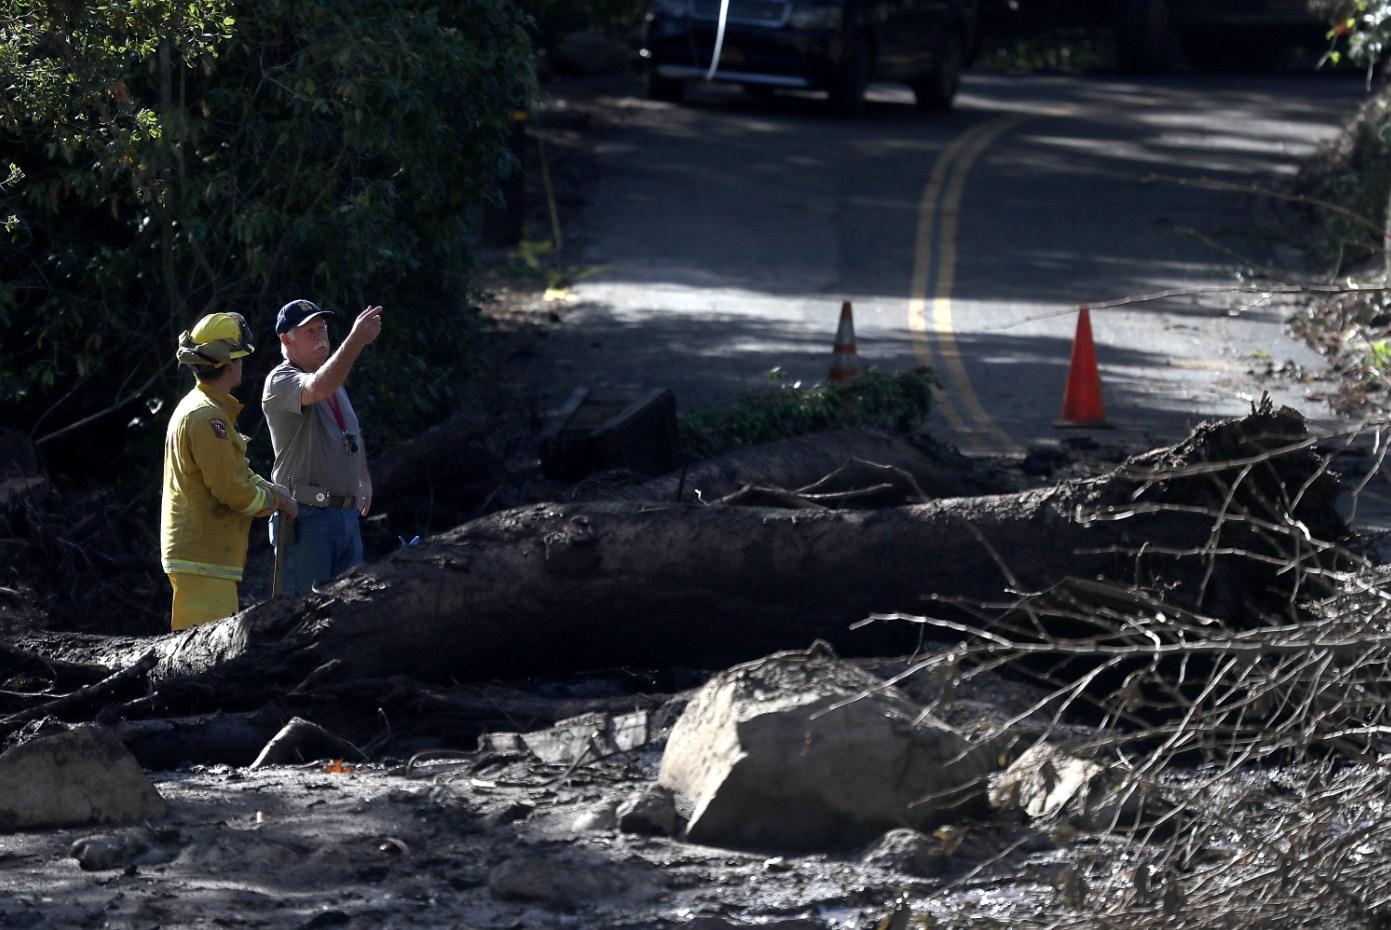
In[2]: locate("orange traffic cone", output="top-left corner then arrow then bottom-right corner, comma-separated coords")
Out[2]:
1057,305 -> 1110,428
829,300 -> 860,384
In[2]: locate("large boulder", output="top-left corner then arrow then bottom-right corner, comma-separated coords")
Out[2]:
658,645 -> 992,850
0,726 -> 167,831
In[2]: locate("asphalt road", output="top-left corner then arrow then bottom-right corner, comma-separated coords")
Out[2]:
551,69 -> 1369,458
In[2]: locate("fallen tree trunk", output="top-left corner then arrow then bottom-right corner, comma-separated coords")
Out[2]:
13,405 -> 1346,695
14,405 -> 1349,694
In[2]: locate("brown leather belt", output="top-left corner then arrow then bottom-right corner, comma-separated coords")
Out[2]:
306,492 -> 355,509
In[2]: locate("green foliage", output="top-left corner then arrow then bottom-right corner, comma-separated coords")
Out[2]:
1302,1 -> 1391,270
977,30 -> 1106,74
0,0 -> 536,477
1325,0 -> 1391,70
1368,336 -> 1391,373
0,1 -> 233,138
1297,90 -> 1391,269
679,367 -> 940,460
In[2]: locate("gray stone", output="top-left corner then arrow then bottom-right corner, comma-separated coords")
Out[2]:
616,784 -> 681,837
678,920 -> 828,930
483,801 -> 535,828
573,803 -> 619,833
860,828 -> 945,877
480,710 -> 651,767
989,742 -> 1176,836
69,827 -> 182,871
488,848 -> 662,904
0,726 -> 166,831
658,646 -> 991,851
989,742 -> 1103,822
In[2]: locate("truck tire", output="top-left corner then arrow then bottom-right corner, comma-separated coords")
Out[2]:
913,29 -> 965,111
829,33 -> 870,117
647,71 -> 686,104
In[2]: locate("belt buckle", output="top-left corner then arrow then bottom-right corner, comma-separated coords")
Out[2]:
315,491 -> 328,504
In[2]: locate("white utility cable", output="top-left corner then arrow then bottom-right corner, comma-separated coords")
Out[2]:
705,0 -> 731,80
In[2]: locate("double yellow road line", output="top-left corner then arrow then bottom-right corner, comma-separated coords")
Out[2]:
908,114 -> 1029,456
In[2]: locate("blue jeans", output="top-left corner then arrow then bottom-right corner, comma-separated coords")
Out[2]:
270,506 -> 363,596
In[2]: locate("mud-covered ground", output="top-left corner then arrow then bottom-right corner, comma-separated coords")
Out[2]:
1,710 -> 1356,930
1,748 -> 1062,930
1,649 -> 1080,930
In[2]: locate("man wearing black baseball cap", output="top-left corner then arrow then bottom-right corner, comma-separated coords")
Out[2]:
262,299 -> 384,594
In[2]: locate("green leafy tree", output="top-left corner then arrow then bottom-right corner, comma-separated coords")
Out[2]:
0,0 -> 534,481
1327,1 -> 1391,73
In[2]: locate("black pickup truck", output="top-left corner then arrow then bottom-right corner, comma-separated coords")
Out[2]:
981,0 -> 1338,71
641,0 -> 982,114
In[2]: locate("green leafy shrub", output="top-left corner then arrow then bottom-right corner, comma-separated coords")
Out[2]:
1326,1 -> 1391,71
679,367 -> 940,460
1304,2 -> 1391,271
0,0 -> 535,482
1296,89 -> 1391,270
977,30 -> 1107,74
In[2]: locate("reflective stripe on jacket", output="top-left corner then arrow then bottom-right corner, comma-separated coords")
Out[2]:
160,383 -> 274,581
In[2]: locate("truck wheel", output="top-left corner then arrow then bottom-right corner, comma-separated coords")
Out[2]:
647,71 -> 686,104
913,29 -> 965,111
829,34 -> 870,117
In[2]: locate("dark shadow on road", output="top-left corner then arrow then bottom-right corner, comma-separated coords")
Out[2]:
575,72 -> 1367,308
521,304 -> 1293,450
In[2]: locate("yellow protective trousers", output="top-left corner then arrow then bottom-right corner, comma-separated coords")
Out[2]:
168,572 -> 239,631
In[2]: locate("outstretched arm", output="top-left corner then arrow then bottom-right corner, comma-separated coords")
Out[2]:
299,306 -> 383,406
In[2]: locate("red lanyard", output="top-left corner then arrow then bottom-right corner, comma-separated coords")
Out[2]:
325,393 -> 347,432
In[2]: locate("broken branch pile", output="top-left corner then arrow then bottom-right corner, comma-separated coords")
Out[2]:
867,555 -> 1391,927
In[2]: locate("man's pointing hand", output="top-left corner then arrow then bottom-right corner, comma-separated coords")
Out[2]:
349,305 -> 383,348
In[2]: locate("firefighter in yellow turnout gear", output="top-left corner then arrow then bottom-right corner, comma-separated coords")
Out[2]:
161,313 -> 298,630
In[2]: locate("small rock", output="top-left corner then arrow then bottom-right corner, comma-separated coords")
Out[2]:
70,828 -> 181,872
488,848 -> 662,904
677,919 -> 828,930
990,742 -> 1178,836
573,803 -> 618,833
616,785 -> 680,837
484,801 -> 534,828
859,828 -> 945,877
990,742 -> 1103,822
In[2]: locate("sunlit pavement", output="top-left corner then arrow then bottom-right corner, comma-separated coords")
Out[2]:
540,69 -> 1388,532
